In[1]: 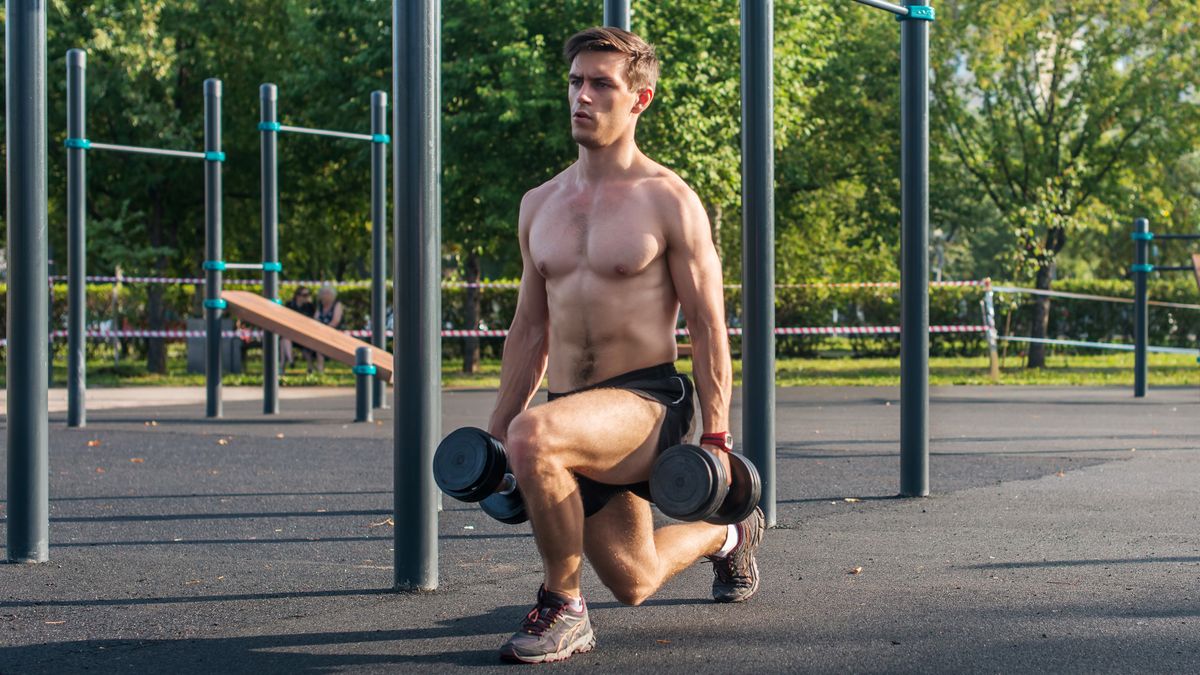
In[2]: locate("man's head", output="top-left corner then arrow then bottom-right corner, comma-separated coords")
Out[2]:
563,27 -> 659,149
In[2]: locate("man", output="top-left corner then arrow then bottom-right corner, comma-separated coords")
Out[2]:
486,27 -> 764,664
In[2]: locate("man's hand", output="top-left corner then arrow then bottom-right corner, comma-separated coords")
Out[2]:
701,443 -> 733,486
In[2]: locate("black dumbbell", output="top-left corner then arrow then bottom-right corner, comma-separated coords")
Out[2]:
649,444 -> 761,525
433,427 -> 528,524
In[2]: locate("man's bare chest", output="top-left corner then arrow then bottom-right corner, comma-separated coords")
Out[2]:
529,202 -> 666,281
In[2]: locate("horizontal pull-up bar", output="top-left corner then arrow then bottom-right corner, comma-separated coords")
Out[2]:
65,138 -> 224,161
850,0 -> 935,20
1132,232 -> 1200,241
258,122 -> 389,144
1131,263 -> 1196,273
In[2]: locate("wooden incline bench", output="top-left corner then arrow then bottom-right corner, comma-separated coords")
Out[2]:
222,290 -> 393,382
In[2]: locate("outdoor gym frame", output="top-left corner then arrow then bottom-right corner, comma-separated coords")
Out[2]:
1130,217 -> 1200,398
389,0 -> 934,590
64,48 -> 226,427
3,0 -> 933,574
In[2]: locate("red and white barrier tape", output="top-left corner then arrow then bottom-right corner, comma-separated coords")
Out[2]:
47,275 -> 991,291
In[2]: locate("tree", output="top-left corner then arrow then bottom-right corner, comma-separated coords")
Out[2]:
932,0 -> 1200,367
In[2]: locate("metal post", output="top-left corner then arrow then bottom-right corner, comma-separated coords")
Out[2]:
899,3 -> 930,497
371,90 -> 390,410
1133,217 -> 1149,398
67,48 -> 87,428
355,347 -> 374,422
7,0 -> 50,563
741,0 -> 776,527
604,0 -> 631,30
983,286 -> 1000,383
204,79 -> 224,418
261,83 -> 280,414
393,0 -> 440,591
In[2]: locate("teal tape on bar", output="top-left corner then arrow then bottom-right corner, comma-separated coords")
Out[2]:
1131,232 -> 1154,241
204,299 -> 228,310
262,262 -> 283,272
258,122 -> 281,132
898,5 -> 935,20
204,151 -> 226,162
353,365 -> 378,376
203,260 -> 227,271
64,137 -> 91,150
272,298 -> 283,305
371,134 -> 391,144
1131,264 -> 1154,273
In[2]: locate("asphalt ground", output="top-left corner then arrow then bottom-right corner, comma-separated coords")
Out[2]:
1,385 -> 1198,673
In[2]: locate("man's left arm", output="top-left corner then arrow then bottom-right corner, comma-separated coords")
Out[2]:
664,184 -> 733,461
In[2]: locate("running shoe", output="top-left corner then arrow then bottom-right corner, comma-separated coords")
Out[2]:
707,506 -> 765,603
499,585 -> 596,663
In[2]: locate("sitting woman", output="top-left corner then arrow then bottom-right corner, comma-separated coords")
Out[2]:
313,283 -> 344,374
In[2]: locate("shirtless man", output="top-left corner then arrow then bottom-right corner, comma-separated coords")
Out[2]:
486,27 -> 765,664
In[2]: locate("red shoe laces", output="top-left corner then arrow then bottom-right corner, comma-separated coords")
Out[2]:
522,602 -> 566,636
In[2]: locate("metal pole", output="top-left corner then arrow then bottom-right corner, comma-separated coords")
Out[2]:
983,286 -> 1000,383
1134,217 -> 1149,398
261,83 -> 280,414
741,0 -> 776,527
393,0 -> 440,591
371,90 -> 390,410
204,79 -> 224,418
67,48 -> 87,428
604,0 -> 631,30
899,3 -> 930,497
355,346 -> 374,422
7,0 -> 50,563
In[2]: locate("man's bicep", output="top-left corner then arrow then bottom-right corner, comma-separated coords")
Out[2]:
511,194 -> 550,329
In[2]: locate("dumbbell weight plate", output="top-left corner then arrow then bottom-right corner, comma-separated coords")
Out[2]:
433,427 -> 506,502
480,489 -> 528,524
649,444 -> 727,522
706,452 -> 762,525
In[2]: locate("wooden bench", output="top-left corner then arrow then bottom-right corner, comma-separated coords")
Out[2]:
222,290 -> 393,382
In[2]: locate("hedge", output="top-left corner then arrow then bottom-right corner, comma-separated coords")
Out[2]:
2,277 -> 1196,360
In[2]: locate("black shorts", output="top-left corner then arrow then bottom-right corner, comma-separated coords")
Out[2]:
546,363 -> 695,517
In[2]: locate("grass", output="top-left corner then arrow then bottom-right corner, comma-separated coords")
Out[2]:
16,343 -> 1198,389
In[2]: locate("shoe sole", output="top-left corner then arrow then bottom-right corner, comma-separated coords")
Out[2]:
499,635 -> 597,664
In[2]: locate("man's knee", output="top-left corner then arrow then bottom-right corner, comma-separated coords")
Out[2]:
607,580 -> 654,607
506,411 -> 564,479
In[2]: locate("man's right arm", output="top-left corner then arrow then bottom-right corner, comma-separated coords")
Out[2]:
487,190 -> 550,442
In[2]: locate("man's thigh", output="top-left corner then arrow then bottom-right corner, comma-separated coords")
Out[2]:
518,388 -> 666,485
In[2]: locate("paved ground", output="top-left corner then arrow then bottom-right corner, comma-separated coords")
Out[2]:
1,385 -> 1198,673
0,386 -> 348,415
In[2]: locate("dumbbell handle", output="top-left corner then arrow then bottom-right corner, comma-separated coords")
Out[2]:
497,473 -> 518,496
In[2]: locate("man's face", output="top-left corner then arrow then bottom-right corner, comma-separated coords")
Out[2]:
568,50 -> 649,149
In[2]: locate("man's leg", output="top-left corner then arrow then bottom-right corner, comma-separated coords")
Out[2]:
583,491 -> 725,605
506,388 -> 692,598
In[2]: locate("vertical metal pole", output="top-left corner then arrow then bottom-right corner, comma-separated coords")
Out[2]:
204,79 -> 224,418
604,0 -> 631,30
393,0 -> 440,591
371,90 -> 390,410
261,83 -> 280,414
67,48 -> 87,428
741,0 -> 776,527
7,0 -> 50,563
1134,217 -> 1149,398
355,346 -> 374,422
899,4 -> 930,497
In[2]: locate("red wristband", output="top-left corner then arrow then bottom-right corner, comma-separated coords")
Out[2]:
700,432 -> 734,453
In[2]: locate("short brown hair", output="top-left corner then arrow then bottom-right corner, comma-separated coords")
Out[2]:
564,27 -> 659,92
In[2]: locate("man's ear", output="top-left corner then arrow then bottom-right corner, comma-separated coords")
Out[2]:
632,86 -> 655,115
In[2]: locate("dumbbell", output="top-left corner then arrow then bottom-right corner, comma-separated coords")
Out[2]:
433,427 -> 528,524
649,444 -> 761,525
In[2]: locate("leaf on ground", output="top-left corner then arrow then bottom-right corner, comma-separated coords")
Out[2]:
848,566 -> 863,575
275,433 -> 285,439
185,579 -> 202,585
95,467 -> 106,474
87,440 -> 101,447
369,517 -> 394,528
144,421 -> 158,427
217,438 -> 229,446
130,458 -> 145,464
1055,470 -> 1065,478
45,620 -> 66,625
844,497 -> 861,503
656,639 -> 671,645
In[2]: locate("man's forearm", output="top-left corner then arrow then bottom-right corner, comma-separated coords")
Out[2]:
688,319 -> 732,435
488,322 -> 549,440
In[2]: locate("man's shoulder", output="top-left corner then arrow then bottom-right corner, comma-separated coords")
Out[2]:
636,162 -> 704,226
520,169 -> 571,213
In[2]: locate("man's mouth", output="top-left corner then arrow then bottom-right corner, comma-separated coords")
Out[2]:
573,111 -> 591,121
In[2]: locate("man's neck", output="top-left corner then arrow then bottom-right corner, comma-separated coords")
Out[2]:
575,136 -> 640,183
